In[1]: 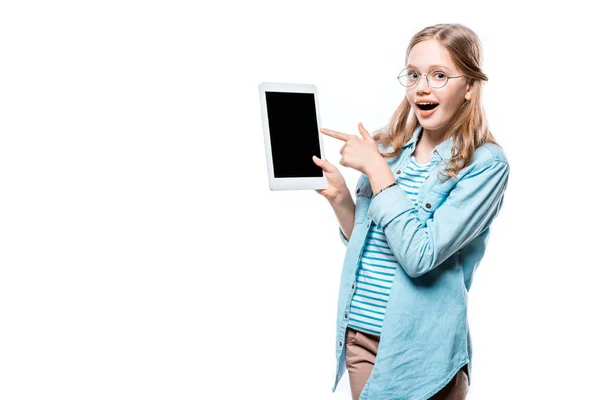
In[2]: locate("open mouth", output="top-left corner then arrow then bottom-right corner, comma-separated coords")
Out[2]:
416,103 -> 439,111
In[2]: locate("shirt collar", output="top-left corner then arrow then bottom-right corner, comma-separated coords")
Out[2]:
403,125 -> 455,164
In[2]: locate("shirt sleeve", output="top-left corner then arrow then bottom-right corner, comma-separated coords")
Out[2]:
367,157 -> 510,278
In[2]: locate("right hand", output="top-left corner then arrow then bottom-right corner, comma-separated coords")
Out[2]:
312,155 -> 351,203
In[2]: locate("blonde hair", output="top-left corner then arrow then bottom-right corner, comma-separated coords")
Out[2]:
372,23 -> 502,181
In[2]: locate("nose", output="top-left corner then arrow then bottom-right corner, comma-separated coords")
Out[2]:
415,74 -> 431,93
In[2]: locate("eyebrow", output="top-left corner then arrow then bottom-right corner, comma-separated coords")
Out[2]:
406,64 -> 450,70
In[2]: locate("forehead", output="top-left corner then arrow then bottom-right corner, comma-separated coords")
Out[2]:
406,39 -> 456,71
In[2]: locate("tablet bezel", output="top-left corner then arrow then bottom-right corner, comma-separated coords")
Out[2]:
258,82 -> 328,191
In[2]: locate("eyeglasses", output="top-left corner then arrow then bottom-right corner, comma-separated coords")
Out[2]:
397,67 -> 465,89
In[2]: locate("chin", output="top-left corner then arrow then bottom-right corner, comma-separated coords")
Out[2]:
418,119 -> 444,131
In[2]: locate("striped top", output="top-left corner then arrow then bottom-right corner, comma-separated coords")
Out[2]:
348,154 -> 439,336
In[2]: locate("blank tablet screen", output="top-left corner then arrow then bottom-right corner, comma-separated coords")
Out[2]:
265,91 -> 323,178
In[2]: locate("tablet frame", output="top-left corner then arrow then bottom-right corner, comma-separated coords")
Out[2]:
258,82 -> 328,191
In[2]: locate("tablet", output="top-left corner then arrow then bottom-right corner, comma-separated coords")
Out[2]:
258,82 -> 328,191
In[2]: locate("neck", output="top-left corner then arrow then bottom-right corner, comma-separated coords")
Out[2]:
418,127 -> 449,153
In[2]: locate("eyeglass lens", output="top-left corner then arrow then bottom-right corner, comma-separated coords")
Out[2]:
398,68 -> 448,88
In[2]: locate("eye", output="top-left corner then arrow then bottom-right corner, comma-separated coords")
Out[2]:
432,71 -> 447,79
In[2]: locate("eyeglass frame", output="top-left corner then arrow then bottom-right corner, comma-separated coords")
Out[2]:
396,67 -> 466,89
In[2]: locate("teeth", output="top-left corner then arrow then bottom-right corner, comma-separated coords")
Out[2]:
417,102 -> 437,105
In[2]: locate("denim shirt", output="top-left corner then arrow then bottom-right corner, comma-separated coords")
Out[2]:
332,125 -> 510,399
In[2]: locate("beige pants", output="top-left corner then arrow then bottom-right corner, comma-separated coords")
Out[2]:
344,327 -> 469,400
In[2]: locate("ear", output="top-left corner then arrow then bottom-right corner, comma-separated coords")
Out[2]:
465,81 -> 473,101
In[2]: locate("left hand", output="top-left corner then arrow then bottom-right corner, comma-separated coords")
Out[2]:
320,122 -> 383,176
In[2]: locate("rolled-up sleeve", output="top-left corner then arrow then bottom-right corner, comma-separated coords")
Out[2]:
367,157 -> 510,278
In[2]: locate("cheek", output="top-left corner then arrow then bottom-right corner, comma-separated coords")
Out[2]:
439,95 -> 462,113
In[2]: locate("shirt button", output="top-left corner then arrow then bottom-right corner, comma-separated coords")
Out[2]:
345,313 -> 348,318
356,188 -> 361,194
339,341 -> 342,346
351,283 -> 355,289
434,150 -> 439,155
396,169 -> 401,174
426,203 -> 431,209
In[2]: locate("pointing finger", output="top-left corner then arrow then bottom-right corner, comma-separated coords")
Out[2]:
320,128 -> 350,142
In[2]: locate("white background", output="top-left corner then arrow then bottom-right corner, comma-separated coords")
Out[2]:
1,1 -> 598,399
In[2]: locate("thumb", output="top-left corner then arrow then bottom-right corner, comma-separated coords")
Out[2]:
312,155 -> 336,173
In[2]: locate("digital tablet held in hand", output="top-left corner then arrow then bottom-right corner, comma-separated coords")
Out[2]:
258,82 -> 328,191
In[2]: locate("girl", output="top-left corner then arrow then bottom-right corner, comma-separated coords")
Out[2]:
312,23 -> 510,400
